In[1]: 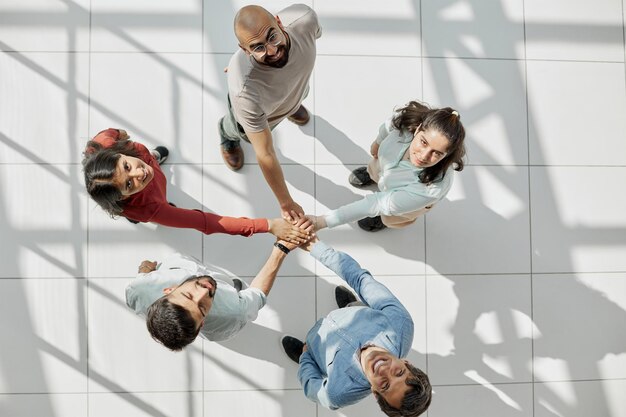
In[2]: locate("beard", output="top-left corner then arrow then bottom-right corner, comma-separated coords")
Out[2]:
183,275 -> 218,298
262,45 -> 289,68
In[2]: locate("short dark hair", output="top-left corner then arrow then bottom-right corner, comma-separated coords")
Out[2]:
392,100 -> 466,185
82,139 -> 140,217
146,296 -> 201,351
375,362 -> 432,417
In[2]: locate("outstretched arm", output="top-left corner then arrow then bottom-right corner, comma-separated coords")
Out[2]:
247,128 -> 304,221
305,240 -> 409,317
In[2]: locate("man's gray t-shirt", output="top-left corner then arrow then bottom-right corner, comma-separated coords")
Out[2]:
228,3 -> 322,133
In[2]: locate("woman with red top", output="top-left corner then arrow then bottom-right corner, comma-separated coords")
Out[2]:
83,128 -> 310,242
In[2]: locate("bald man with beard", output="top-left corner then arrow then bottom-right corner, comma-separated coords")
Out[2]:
218,4 -> 321,221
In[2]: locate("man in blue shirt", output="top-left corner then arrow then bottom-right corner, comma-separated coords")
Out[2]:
282,237 -> 432,416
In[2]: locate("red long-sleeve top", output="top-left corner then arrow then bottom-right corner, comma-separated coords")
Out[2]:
88,129 -> 269,236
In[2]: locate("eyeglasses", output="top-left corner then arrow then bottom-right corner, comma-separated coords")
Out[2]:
251,31 -> 284,57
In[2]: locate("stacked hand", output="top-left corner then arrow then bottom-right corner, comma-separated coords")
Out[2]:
276,214 -> 315,250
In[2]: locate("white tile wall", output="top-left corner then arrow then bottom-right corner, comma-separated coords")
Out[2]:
2,1 -> 625,416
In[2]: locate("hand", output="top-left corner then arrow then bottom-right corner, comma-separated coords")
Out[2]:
370,141 -> 380,159
300,234 -> 319,252
302,343 -> 308,354
305,214 -> 327,231
277,238 -> 299,252
280,200 -> 304,222
137,260 -> 157,273
268,218 -> 310,244
117,129 -> 130,140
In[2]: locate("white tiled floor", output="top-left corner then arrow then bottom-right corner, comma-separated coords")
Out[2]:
1,1 -> 625,416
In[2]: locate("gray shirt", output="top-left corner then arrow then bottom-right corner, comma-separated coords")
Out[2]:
125,253 -> 266,341
228,3 -> 322,132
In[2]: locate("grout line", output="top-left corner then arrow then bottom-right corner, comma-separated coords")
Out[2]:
5,162 -> 626,168
86,0 -> 93,410
200,0 -> 206,413
520,1 -> 536,415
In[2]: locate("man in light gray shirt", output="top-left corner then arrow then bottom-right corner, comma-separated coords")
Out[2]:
218,4 -> 321,221
126,240 -> 295,350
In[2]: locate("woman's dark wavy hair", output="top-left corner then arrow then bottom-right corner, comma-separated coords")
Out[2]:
82,139 -> 140,217
392,101 -> 466,184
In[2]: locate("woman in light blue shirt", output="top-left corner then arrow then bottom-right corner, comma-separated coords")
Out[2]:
312,101 -> 466,232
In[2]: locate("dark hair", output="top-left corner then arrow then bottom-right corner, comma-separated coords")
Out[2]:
392,101 -> 466,184
375,362 -> 432,417
82,139 -> 140,217
146,296 -> 201,351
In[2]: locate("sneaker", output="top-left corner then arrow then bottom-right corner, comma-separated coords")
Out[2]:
358,216 -> 387,232
287,105 -> 310,126
348,167 -> 375,188
281,335 -> 304,364
232,278 -> 243,292
151,146 -> 169,165
335,286 -> 357,309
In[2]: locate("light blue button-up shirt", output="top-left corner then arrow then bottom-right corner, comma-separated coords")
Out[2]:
298,242 -> 414,409
125,253 -> 265,342
324,116 -> 454,228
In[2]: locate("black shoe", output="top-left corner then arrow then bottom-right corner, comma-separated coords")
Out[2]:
232,278 -> 243,292
349,167 -> 374,188
358,216 -> 387,232
335,286 -> 357,308
152,146 -> 169,165
281,335 -> 304,364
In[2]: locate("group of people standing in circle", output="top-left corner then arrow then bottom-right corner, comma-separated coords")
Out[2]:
82,4 -> 466,417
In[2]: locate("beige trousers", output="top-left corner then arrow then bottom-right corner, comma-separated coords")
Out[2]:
366,158 -> 433,229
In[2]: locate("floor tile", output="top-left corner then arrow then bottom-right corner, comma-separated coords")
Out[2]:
314,165 -> 426,277
535,379 -> 626,417
91,0 -> 202,53
88,164 -> 203,278
202,276 -> 315,390
533,273 -> 626,382
0,52 -> 89,164
423,57 -> 528,165
203,1 -> 313,54
315,0 -> 421,57
90,52 -> 203,164
203,390 -> 316,417
314,55 -> 422,165
530,167 -> 626,273
0,393 -> 87,417
525,0 -> 625,62
202,54 -> 316,166
0,279 -> 87,393
425,165 -> 530,274
88,279 -> 203,392
317,393 -> 382,417
421,0 -> 525,59
426,274 -> 533,385
0,164 -> 87,278
429,383 -> 533,417
0,1 -> 90,52
90,392 -> 202,417
316,274 -> 427,371
202,164 -> 316,277
527,61 -> 626,166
